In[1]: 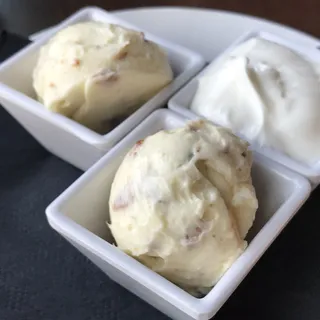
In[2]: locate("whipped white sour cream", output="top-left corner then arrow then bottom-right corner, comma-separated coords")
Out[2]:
191,37 -> 320,164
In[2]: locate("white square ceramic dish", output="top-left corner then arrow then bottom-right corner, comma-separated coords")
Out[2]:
168,30 -> 320,185
0,6 -> 205,171
46,109 -> 311,320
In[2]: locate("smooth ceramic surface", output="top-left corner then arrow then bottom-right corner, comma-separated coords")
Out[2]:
46,109 -> 311,320
168,30 -> 320,185
0,6 -> 205,171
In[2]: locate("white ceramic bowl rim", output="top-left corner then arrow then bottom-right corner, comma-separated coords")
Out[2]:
46,109 -> 311,318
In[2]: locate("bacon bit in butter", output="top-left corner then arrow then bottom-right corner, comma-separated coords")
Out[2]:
112,198 -> 130,211
105,73 -> 118,82
189,120 -> 205,132
181,219 -> 212,246
183,234 -> 200,246
114,43 -> 129,60
71,58 -> 81,67
49,82 -> 56,88
136,139 -> 144,146
92,69 -> 119,83
195,226 -> 202,233
130,139 -> 144,156
115,50 -> 128,60
112,185 -> 134,211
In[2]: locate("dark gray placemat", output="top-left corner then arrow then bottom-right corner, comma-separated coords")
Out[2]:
0,32 -> 320,320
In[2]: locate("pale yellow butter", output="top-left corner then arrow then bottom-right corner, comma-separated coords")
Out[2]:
33,22 -> 173,133
109,120 -> 258,292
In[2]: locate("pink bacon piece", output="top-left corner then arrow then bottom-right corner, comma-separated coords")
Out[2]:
181,219 -> 212,246
130,139 -> 144,156
112,184 -> 134,211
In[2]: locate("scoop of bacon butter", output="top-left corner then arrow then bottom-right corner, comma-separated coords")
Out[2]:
108,120 -> 258,293
33,21 -> 173,133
